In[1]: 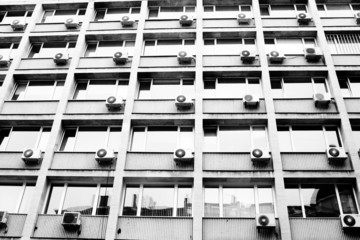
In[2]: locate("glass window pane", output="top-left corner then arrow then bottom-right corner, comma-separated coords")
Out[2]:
108,128 -> 121,150
283,79 -> 313,98
46,186 -> 63,214
122,187 -> 139,216
62,186 -> 97,215
60,129 -> 76,151
252,127 -> 267,149
0,185 -> 22,212
270,5 -> 296,18
141,187 -> 173,216
292,126 -> 326,151
18,185 -> 35,213
37,128 -> 51,151
204,188 -> 219,217
278,127 -> 292,152
0,129 -> 10,151
86,80 -> 116,99
96,187 -> 112,215
258,188 -> 274,213
284,185 -> 303,217
313,79 -> 328,94
182,80 -> 195,99
53,81 -> 64,100
223,188 -> 255,217
248,79 -> 262,97
338,185 -> 358,214
151,80 -> 180,99
6,127 -> 40,151
116,81 -> 129,99
73,82 -> 87,99
302,184 -> 340,217
203,127 -> 217,152
131,128 -> 146,151
326,4 -> 352,17
12,83 -> 26,100
74,127 -> 107,151
177,187 -> 192,216
349,78 -> 360,97
325,127 -> 342,147
277,39 -> 304,55
179,127 -> 194,150
217,78 -> 246,98
24,81 -> 53,100
352,126 -> 360,149
146,127 -> 178,152
219,126 -> 251,152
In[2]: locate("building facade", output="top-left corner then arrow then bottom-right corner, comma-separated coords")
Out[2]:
0,0 -> 360,239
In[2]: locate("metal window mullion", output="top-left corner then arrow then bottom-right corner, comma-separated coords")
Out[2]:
104,127 -> 110,148
264,126 -> 270,149
354,34 -> 360,53
177,126 -> 181,148
84,80 -> 90,100
336,126 -> 344,147
298,185 -> 306,218
34,127 -> 43,149
334,185 -> 344,215
254,185 -> 259,214
15,183 -> 27,213
351,187 -> 360,213
216,125 -> 220,152
58,184 -> 68,215
4,127 -> 14,151
322,126 -> 329,148
173,185 -> 178,217
114,80 -> 120,97
42,184 -> 52,213
137,184 -> 144,216
250,126 -> 254,149
310,78 -> 317,94
72,127 -> 80,151
21,81 -> 30,100
49,81 -> 57,100
289,126 -> 295,152
219,185 -> 223,217
92,184 -> 101,215
272,186 -> 278,218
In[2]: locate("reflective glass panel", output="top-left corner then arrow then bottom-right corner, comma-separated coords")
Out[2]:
62,186 -> 97,215
223,188 -> 255,217
141,187 -> 173,216
204,188 -> 219,217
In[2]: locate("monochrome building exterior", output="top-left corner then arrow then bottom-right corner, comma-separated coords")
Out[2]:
0,0 -> 360,239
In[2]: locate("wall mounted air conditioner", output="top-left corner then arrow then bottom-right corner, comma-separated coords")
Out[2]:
179,14 -> 194,26
243,94 -> 259,108
95,148 -> 116,164
251,148 -> 271,164
237,12 -> 251,24
121,16 -> 135,27
113,51 -> 128,65
313,92 -> 331,108
177,51 -> 194,64
173,148 -> 194,164
268,50 -> 285,63
0,53 -> 10,67
326,145 -> 347,164
11,19 -> 25,30
297,12 -> 312,25
21,148 -> 42,165
53,52 -> 69,65
304,47 -> 323,62
256,213 -> 276,229
355,12 -> 360,24
0,211 -> 8,228
65,17 -> 79,29
240,50 -> 256,63
106,96 -> 125,111
62,212 -> 81,231
175,95 -> 193,110
341,214 -> 360,232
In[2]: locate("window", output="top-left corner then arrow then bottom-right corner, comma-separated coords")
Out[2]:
95,7 -> 140,21
260,4 -> 307,18
0,42 -> 19,60
60,126 -> 121,152
285,184 -> 359,218
138,79 -> 195,99
85,40 -> 135,57
203,5 -> 252,19
351,126 -> 360,150
265,38 -> 317,55
277,125 -> 343,152
148,6 -> 195,19
326,34 -> 360,54
270,77 -> 328,99
143,39 -> 195,56
0,127 -> 51,151
45,184 -> 112,215
41,9 -> 86,23
0,183 -> 35,213
0,10 -> 32,24
11,81 -> 64,100
122,184 -> 192,217
73,80 -> 128,100
204,38 -> 256,55
317,4 -> 359,18
28,42 -> 76,58
204,78 -> 262,98
204,185 -> 275,217
130,126 -> 194,152
339,77 -> 360,97
203,126 -> 268,152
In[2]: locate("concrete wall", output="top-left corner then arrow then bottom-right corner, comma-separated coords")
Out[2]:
203,99 -> 266,113
0,214 -> 27,238
32,23 -> 81,32
0,152 -> 41,170
1,101 -> 58,114
77,57 -> 132,69
88,21 -> 138,31
344,99 -> 360,113
273,99 -> 338,114
65,100 -> 125,114
133,100 -> 195,114
17,58 -> 70,70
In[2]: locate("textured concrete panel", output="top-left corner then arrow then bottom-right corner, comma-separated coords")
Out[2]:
0,214 -> 27,238
203,153 -> 273,171
332,55 -> 360,66
321,18 -> 358,27
0,24 -> 18,33
145,20 -> 196,29
116,217 -> 193,240
344,98 -> 360,113
262,18 -> 315,27
133,100 -> 194,114
203,55 -> 261,67
18,58 -> 70,70
281,152 -> 352,171
139,56 -> 196,67
33,23 -> 81,32
66,100 -> 124,114
273,99 -> 338,113
203,218 -> 280,240
51,152 -> 116,170
268,55 -> 325,66
125,152 -> 193,171
33,215 -> 108,239
203,19 -> 255,28
0,152 -> 41,170
88,21 -> 138,31
290,218 -> 360,240
77,57 -> 132,68
1,101 -> 58,115
203,99 -> 266,113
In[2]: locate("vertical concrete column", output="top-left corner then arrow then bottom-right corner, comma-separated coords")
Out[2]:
20,1 -> 95,239
104,0 -> 147,239
252,1 -> 292,239
192,0 -> 204,239
307,0 -> 360,199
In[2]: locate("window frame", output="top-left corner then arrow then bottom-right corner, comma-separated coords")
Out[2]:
204,185 -> 277,217
0,42 -> 19,60
27,41 -> 76,58
148,6 -> 196,19
41,8 -> 86,23
43,183 -> 112,216
203,38 -> 257,55
121,183 -> 193,217
287,184 -> 360,218
203,125 -> 269,152
260,4 -> 308,18
0,182 -> 34,213
95,7 -> 141,21
142,39 -> 195,56
59,126 -> 121,152
11,80 -> 65,101
317,4 -> 358,17
84,40 -> 135,57
266,37 -> 318,54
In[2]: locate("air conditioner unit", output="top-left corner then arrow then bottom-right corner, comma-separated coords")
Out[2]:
240,50 -> 256,63
243,94 -> 259,108
95,148 -> 116,165
0,53 -> 10,67
341,214 -> 360,232
237,12 -> 251,24
175,95 -> 193,110
120,15 -> 135,27
65,17 -> 79,29
11,19 -> 25,30
21,148 -> 42,165
268,50 -> 285,63
173,148 -> 194,164
297,12 -> 312,25
179,14 -> 194,26
53,52 -> 69,65
313,92 -> 331,108
177,51 -> 194,64
326,146 -> 347,164
113,51 -> 128,65
304,47 -> 323,62
256,213 -> 276,229
106,96 -> 125,111
62,212 -> 81,231
0,211 -> 8,228
251,148 -> 271,164
355,12 -> 360,24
